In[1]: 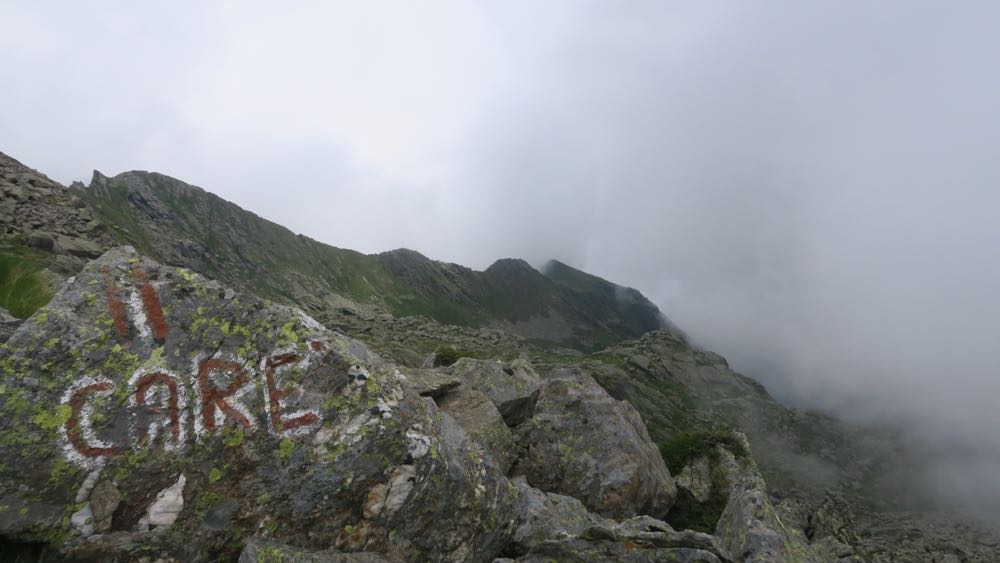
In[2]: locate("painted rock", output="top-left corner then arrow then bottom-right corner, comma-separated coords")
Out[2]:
0,247 -> 518,561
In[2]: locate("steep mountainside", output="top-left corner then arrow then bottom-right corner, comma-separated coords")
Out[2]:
72,170 -> 669,351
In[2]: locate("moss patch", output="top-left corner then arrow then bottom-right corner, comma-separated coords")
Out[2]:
0,251 -> 53,319
658,430 -> 747,475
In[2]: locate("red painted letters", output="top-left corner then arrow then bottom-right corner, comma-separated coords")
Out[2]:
265,353 -> 319,432
66,381 -> 122,458
133,372 -> 182,444
197,358 -> 253,432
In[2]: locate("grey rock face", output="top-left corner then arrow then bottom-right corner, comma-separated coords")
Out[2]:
398,367 -> 462,398
515,368 -> 676,519
239,538 -> 389,562
54,234 -> 104,258
24,230 -> 55,251
514,516 -> 731,562
508,476 -> 610,555
0,307 -> 21,342
0,247 -> 518,561
712,435 -> 819,562
450,357 -> 542,426
436,386 -> 518,472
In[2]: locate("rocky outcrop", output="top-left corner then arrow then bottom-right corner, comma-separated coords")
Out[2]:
514,367 -> 677,519
512,516 -> 732,562
712,435 -> 819,562
449,358 -> 542,426
0,248 -> 520,561
239,538 -> 389,562
0,307 -> 21,342
507,476 -> 610,555
0,152 -> 113,262
436,387 -> 518,472
397,367 -> 462,398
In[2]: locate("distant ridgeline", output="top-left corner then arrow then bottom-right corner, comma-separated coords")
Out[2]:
70,169 -> 674,351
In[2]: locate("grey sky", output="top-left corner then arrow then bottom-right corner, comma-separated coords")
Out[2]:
4,1 -> 1000,513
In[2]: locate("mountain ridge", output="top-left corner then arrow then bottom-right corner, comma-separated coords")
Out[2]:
70,167 -> 673,350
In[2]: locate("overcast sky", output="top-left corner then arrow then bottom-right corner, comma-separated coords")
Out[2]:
4,1 -> 1000,514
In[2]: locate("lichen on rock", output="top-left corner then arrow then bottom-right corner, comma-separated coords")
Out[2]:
0,247 -> 520,560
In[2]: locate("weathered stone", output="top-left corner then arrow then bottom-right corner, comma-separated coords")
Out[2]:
437,387 -> 517,472
514,516 -> 731,562
239,538 -> 389,562
89,480 -> 121,533
54,234 -> 103,258
362,464 -> 416,520
147,474 -> 186,527
24,229 -> 55,251
0,248 -> 518,561
508,477 -> 609,555
398,367 -> 462,398
71,503 -> 95,537
450,358 -> 542,426
0,306 -> 22,342
515,368 -> 676,520
713,435 -> 819,562
3,183 -> 27,199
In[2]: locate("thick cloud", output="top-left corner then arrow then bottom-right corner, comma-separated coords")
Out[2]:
4,1 -> 1000,514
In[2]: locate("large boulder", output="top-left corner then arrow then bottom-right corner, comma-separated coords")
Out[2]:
515,368 -> 676,519
507,476 -> 610,555
450,358 -> 542,426
713,434 -> 819,562
397,367 -> 462,398
512,515 -> 731,562
54,234 -> 104,258
0,247 -> 519,561
435,386 -> 518,472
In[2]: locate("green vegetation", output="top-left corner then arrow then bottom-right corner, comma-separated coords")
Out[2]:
667,487 -> 728,534
660,430 -> 747,534
658,429 -> 747,474
0,251 -> 53,318
278,438 -> 294,459
433,344 -> 475,367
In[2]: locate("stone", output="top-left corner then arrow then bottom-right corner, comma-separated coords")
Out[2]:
147,474 -> 186,527
0,307 -> 22,342
71,503 -> 95,537
713,435 -> 819,562
3,183 -> 27,199
508,477 -> 609,555
399,367 -> 463,398
54,234 -> 104,258
362,465 -> 416,520
239,538 -> 389,562
90,480 -> 121,532
436,387 -> 517,472
515,368 -> 676,519
0,247 -> 519,560
513,516 -> 731,562
450,358 -> 542,426
24,230 -> 55,251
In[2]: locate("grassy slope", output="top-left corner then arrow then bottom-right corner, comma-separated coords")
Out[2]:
75,172 -> 667,350
0,243 -> 54,319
